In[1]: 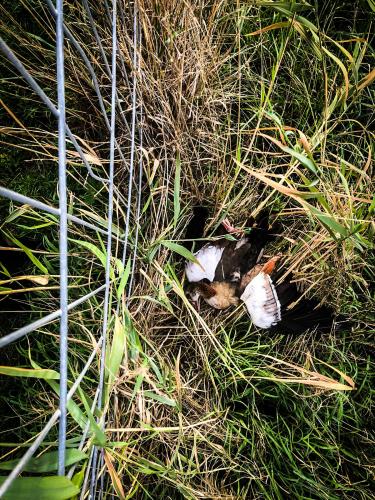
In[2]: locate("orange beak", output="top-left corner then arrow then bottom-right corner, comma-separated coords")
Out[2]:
262,255 -> 281,275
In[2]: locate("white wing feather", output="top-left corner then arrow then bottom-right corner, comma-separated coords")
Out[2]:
185,245 -> 224,282
240,272 -> 281,329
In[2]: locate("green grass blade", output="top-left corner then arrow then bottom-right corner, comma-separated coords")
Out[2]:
258,133 -> 320,174
70,239 -> 115,280
106,315 -> 126,395
256,2 -> 313,13
70,467 -> 86,500
4,232 -> 48,274
76,385 -> 106,446
0,449 -> 86,472
143,391 -> 176,407
46,378 -> 89,430
30,359 -> 88,429
173,153 -> 181,228
160,240 -> 203,269
0,476 -> 79,500
0,366 -> 60,379
116,258 -> 131,300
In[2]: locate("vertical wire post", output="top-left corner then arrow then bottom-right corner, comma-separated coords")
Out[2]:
89,0 -> 117,496
56,0 -> 69,477
97,0 -> 117,418
127,23 -> 143,298
120,0 -> 138,271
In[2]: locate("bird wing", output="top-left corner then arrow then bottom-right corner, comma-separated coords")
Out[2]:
240,272 -> 281,329
185,245 -> 225,282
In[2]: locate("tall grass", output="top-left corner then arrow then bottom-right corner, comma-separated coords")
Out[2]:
0,0 -> 374,498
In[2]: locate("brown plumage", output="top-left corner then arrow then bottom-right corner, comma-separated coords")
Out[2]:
239,255 -> 280,290
188,257 -> 279,311
199,281 -> 239,309
187,280 -> 239,310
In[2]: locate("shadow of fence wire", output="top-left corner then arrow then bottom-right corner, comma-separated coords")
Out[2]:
0,0 -> 142,497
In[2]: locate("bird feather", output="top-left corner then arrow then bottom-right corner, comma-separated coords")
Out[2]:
240,272 -> 281,329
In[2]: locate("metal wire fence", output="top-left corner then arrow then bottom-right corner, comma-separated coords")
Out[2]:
0,0 -> 140,497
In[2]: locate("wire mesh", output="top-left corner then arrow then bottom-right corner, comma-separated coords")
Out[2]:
0,0 -> 140,497
89,0 -> 118,495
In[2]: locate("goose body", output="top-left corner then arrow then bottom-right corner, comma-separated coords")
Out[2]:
184,208 -> 275,286
188,251 -> 337,333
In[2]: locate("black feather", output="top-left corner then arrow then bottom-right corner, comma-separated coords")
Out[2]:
184,206 -> 209,251
272,279 -> 337,334
237,210 -> 280,275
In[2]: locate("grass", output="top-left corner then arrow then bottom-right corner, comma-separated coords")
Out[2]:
0,0 -> 374,498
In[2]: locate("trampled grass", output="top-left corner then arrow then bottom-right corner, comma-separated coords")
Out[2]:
0,0 -> 374,498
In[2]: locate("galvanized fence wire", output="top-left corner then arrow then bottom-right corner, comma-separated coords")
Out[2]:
90,3 -> 143,496
56,0 -> 69,476
0,0 -> 140,497
89,0 -> 118,496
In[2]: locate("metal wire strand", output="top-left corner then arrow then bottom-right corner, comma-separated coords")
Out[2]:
89,0 -> 118,496
120,0 -> 138,272
45,0 -> 131,146
82,0 -> 132,134
0,0 -> 143,496
56,0 -> 69,475
93,4 -> 143,495
0,336 -> 104,497
0,37 -> 107,183
0,285 -> 106,349
0,187 -> 125,240
127,21 -> 143,299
